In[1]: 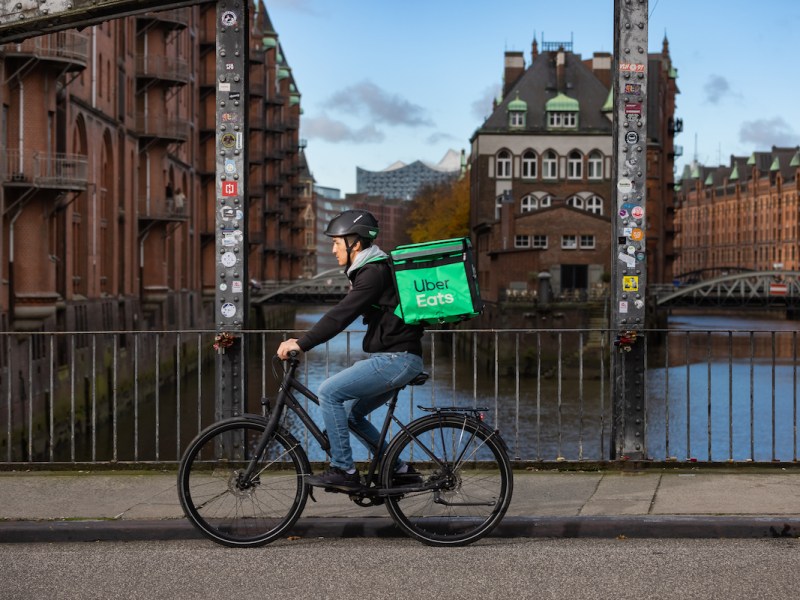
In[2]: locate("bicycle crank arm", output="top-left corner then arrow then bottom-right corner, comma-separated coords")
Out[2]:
433,494 -> 497,507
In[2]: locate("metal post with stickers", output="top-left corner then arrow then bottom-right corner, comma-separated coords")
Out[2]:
611,0 -> 648,460
214,1 -> 249,420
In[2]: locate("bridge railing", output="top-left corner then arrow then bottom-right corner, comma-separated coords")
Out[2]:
0,328 -> 797,466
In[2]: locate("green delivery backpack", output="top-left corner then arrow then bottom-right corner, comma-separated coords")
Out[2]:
386,237 -> 484,326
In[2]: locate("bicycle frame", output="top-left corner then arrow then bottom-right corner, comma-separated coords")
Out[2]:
240,355 -> 493,497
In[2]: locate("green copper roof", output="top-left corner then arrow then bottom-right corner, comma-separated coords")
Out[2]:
289,83 -> 296,92
668,66 -> 678,79
790,151 -> 800,168
704,172 -> 714,186
602,87 -> 613,112
545,92 -> 580,112
746,153 -> 756,166
277,67 -> 290,80
690,164 -> 700,179
729,163 -> 739,181
289,94 -> 301,106
770,156 -> 780,171
262,36 -> 277,49
673,182 -> 681,192
507,92 -> 527,112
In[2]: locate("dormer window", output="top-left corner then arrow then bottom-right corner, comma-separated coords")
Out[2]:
545,92 -> 579,130
507,92 -> 527,129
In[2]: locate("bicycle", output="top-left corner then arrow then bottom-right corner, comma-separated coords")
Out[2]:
177,353 -> 514,547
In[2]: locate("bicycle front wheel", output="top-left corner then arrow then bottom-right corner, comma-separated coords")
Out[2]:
381,413 -> 513,546
178,416 -> 310,547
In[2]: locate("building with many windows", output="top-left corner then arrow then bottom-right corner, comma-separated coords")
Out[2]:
0,1 -> 311,331
469,37 -> 679,301
674,147 -> 800,276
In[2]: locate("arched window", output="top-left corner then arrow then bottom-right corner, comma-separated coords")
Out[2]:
540,195 -> 551,208
542,150 -> 557,179
567,196 -> 584,210
496,150 -> 511,179
520,194 -> 537,212
567,151 -> 583,180
588,151 -> 603,179
586,195 -> 604,215
521,150 -> 537,179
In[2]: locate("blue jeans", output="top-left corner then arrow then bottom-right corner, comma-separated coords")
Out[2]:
318,352 -> 423,471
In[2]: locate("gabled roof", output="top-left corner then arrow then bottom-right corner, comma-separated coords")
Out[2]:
478,50 -> 612,136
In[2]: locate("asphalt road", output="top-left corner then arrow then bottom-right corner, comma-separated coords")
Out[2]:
1,537 -> 798,599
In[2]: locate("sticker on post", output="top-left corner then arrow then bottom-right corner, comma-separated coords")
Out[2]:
221,133 -> 236,148
219,82 -> 231,92
221,181 -> 238,196
618,252 -> 636,267
221,11 -> 238,27
622,276 -> 639,292
631,206 -> 644,219
625,103 -> 642,115
625,131 -> 639,144
220,302 -> 237,318
224,159 -> 237,175
617,178 -> 633,193
232,280 -> 243,294
619,63 -> 645,73
220,252 -> 237,267
630,228 -> 644,241
619,301 -> 628,314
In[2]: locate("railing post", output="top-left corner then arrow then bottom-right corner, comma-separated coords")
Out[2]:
611,0 -> 648,459
215,1 -> 249,421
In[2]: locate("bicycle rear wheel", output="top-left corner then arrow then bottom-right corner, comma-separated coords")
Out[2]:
178,416 -> 310,547
381,414 -> 513,546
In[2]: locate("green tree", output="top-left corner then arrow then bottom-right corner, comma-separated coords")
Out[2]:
406,176 -> 470,243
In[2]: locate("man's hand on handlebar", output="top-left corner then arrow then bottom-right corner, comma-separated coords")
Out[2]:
277,338 -> 303,360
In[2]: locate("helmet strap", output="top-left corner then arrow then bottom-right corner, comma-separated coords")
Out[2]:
344,237 -> 360,271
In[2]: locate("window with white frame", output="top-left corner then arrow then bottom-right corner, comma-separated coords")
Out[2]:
520,194 -> 537,212
496,150 -> 511,178
561,235 -> 577,249
514,235 -> 531,248
580,235 -> 596,249
588,151 -> 603,179
567,151 -> 583,180
547,112 -> 577,128
510,111 -> 525,128
539,195 -> 551,208
567,196 -> 584,210
586,195 -> 603,215
521,150 -> 537,179
532,235 -> 548,249
543,150 -> 558,179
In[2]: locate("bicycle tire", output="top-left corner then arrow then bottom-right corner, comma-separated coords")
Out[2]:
381,413 -> 513,546
178,416 -> 310,547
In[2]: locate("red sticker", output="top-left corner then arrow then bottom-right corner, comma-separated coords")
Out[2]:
221,181 -> 238,197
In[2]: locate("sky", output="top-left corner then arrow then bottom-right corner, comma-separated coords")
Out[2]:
265,0 -> 800,196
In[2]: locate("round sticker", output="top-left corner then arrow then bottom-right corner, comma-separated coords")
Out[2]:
220,303 -> 236,318
220,251 -> 236,267
635,252 -> 646,262
617,178 -> 633,193
219,283 -> 228,291
625,131 -> 639,144
221,11 -> 237,27
220,133 -> 236,148
627,245 -> 636,255
631,206 -> 644,219
630,228 -> 644,241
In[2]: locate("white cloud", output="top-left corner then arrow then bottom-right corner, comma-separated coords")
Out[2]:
302,114 -> 384,143
739,117 -> 799,148
326,80 -> 433,127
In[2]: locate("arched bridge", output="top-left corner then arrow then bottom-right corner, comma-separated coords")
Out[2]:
251,269 -> 349,304
655,271 -> 800,308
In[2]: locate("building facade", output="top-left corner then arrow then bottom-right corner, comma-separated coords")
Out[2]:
674,147 -> 800,276
356,149 -> 462,200
0,1 -> 311,332
469,38 -> 679,302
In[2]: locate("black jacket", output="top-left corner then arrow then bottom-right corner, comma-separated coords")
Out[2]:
297,260 -> 424,356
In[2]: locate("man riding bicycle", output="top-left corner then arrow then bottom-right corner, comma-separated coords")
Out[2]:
276,209 -> 424,491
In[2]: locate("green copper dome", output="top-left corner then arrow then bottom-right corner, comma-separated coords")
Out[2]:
770,156 -> 780,171
507,92 -> 527,112
602,88 -> 613,112
729,163 -> 739,181
545,92 -> 580,112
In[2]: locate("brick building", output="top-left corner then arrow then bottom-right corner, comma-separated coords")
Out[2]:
0,1 -> 311,331
674,147 -> 800,276
469,37 -> 679,302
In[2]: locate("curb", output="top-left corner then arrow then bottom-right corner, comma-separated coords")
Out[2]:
2,516 -> 798,544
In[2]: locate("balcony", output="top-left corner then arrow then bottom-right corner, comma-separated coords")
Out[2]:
136,54 -> 190,86
137,194 -> 189,221
135,115 -> 191,142
3,150 -> 88,190
1,31 -> 89,72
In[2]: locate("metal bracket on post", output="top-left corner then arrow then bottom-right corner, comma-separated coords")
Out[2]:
214,0 -> 249,420
611,0 -> 648,460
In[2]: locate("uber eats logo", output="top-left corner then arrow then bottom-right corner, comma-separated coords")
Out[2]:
413,278 -> 455,307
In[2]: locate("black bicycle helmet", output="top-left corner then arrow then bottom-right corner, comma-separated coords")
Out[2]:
324,209 -> 379,240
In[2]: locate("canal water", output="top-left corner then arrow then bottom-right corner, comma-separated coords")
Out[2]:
64,308 -> 800,463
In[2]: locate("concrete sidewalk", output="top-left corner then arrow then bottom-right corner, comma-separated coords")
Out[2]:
1,469 -> 799,543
